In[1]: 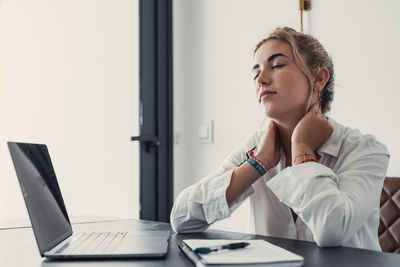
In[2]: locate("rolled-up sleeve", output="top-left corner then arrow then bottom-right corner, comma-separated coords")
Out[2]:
266,135 -> 390,247
170,135 -> 258,234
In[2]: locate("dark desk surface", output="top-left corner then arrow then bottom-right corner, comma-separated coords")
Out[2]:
1,218 -> 400,267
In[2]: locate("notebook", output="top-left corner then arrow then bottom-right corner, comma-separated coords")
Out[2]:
179,239 -> 304,266
7,141 -> 170,259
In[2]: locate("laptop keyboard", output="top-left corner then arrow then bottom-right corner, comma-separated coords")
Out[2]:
55,232 -> 127,254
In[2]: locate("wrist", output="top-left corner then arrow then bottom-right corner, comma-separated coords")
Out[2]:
254,152 -> 272,170
292,142 -> 313,157
292,142 -> 317,165
236,160 -> 260,180
247,150 -> 267,176
292,153 -> 318,165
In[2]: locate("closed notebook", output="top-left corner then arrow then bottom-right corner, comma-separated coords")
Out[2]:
182,239 -> 304,266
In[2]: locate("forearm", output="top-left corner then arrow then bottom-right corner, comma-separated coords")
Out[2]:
226,162 -> 261,205
171,132 -> 261,232
267,155 -> 387,247
172,166 -> 253,233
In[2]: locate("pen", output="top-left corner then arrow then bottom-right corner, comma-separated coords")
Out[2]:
194,242 -> 250,254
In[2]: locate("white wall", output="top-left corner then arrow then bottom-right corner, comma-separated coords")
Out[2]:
0,0 -> 139,221
173,0 -> 400,233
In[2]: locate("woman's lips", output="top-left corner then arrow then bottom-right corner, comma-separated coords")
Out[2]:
259,90 -> 277,102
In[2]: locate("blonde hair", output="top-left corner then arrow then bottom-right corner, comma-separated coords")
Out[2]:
254,27 -> 335,114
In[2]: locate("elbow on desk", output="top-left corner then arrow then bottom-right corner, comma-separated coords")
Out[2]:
170,187 -> 211,234
311,196 -> 365,248
313,231 -> 343,248
170,217 -> 209,234
312,217 -> 346,248
170,206 -> 210,234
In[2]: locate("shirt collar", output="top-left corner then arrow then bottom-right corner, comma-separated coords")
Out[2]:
317,117 -> 344,158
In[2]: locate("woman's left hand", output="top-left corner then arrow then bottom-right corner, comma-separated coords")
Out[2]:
291,103 -> 333,157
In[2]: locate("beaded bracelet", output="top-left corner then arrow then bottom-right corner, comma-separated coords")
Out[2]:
237,147 -> 256,167
298,158 -> 319,164
246,146 -> 256,159
293,152 -> 316,165
247,150 -> 267,176
247,158 -> 266,176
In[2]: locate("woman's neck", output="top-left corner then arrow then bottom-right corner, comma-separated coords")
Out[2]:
275,116 -> 303,166
273,101 -> 317,165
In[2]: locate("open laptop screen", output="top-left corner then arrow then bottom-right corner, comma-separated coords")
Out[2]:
8,142 -> 72,255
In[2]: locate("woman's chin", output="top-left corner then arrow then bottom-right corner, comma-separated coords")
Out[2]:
262,103 -> 303,121
262,107 -> 280,119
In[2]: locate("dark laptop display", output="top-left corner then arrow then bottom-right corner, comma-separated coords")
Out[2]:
8,142 -> 169,259
8,142 -> 72,256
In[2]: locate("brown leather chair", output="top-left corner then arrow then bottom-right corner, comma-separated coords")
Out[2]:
379,177 -> 400,253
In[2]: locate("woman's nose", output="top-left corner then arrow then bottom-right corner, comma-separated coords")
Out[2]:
256,71 -> 271,86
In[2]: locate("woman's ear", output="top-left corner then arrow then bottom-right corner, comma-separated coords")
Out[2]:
314,66 -> 330,93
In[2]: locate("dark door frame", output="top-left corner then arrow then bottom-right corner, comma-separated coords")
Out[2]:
131,0 -> 173,222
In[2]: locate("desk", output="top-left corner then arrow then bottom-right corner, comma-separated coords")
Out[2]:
1,219 -> 400,266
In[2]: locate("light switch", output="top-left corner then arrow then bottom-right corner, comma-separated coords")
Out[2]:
199,124 -> 209,139
198,120 -> 213,143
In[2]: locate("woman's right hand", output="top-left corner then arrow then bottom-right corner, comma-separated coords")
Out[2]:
255,120 -> 281,170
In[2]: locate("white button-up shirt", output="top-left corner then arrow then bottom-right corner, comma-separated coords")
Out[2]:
170,118 -> 390,250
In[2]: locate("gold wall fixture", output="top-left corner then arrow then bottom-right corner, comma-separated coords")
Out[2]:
299,0 -> 311,32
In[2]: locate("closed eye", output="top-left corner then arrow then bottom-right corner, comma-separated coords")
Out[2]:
253,73 -> 259,80
271,64 -> 284,69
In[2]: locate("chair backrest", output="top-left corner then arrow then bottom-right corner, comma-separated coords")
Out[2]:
379,177 -> 400,253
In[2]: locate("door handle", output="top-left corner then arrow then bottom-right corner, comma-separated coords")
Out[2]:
131,135 -> 160,153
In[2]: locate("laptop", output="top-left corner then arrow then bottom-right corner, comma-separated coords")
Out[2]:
7,141 -> 170,259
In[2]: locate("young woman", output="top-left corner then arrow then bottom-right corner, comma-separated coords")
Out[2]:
170,27 -> 389,250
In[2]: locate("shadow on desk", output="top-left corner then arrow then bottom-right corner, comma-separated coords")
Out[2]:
2,219 -> 400,267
